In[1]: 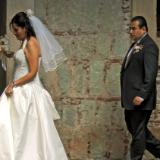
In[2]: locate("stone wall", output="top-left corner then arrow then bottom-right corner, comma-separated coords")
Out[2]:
34,0 -> 131,159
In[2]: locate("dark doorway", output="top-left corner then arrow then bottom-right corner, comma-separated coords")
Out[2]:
0,0 -> 7,36
0,0 -> 7,95
157,0 -> 160,36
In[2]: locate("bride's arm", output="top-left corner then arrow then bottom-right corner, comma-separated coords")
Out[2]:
13,38 -> 40,86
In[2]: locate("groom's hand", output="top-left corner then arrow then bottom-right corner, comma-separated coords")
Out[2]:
133,96 -> 144,106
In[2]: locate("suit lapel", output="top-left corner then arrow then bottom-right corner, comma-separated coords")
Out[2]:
122,33 -> 149,70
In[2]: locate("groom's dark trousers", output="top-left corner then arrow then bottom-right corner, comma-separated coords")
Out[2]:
125,110 -> 160,159
121,34 -> 160,160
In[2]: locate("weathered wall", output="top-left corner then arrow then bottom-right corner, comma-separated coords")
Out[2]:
34,0 -> 131,159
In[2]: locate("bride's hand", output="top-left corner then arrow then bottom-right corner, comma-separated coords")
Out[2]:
5,83 -> 14,96
0,46 -> 14,57
0,46 -> 5,53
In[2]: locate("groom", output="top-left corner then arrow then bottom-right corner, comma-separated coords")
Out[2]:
121,16 -> 160,159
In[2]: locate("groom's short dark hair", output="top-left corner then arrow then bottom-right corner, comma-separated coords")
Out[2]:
131,16 -> 148,32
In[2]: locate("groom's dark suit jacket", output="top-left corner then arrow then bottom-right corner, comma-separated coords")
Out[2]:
121,34 -> 159,110
0,60 -> 6,95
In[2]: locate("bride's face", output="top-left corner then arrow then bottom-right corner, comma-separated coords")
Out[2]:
11,23 -> 26,41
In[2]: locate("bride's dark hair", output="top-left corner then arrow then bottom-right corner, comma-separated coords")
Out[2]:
10,12 -> 36,38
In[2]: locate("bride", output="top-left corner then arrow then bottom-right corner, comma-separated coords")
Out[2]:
0,9 -> 68,160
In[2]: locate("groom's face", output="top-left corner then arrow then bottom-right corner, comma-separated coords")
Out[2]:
129,20 -> 146,41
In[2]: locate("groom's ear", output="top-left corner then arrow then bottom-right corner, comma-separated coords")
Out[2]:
141,26 -> 147,32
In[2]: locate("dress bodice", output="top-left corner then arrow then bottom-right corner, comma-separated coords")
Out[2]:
13,39 -> 41,85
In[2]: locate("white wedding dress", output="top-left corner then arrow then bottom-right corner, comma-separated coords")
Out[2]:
0,39 -> 68,160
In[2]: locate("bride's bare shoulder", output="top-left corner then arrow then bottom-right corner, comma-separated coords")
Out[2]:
26,37 -> 40,53
25,37 -> 41,56
27,37 -> 39,47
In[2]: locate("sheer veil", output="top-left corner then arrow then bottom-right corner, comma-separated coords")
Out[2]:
26,9 -> 67,72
